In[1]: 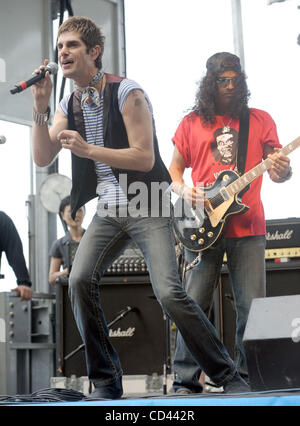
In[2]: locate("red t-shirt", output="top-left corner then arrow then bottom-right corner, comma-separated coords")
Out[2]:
172,108 -> 281,238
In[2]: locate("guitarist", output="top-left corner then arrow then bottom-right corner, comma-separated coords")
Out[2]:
169,52 -> 292,394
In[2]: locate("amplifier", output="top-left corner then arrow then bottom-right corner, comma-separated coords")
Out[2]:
105,243 -> 148,276
221,218 -> 300,263
266,217 -> 300,250
69,241 -> 148,276
55,276 -> 168,377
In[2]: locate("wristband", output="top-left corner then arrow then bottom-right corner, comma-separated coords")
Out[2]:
33,106 -> 50,125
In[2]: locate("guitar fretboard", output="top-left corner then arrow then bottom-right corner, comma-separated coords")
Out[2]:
226,136 -> 300,197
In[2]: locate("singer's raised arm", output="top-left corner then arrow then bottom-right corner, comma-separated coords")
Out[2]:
31,60 -> 66,167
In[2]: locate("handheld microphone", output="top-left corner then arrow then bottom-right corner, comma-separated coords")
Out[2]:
10,62 -> 58,95
0,135 -> 6,144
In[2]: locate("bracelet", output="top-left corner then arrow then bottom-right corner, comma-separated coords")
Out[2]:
33,106 -> 50,125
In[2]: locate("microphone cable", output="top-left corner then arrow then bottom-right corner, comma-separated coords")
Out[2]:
0,388 -> 85,404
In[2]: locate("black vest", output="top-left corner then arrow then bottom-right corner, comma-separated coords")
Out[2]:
68,74 -> 172,218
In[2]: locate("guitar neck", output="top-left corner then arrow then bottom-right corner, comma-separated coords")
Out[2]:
227,136 -> 300,196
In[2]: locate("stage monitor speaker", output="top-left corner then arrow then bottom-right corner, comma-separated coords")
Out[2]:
55,276 -> 167,378
243,295 -> 300,391
217,262 -> 300,359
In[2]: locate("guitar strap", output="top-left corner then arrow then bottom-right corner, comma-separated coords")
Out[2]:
236,107 -> 250,175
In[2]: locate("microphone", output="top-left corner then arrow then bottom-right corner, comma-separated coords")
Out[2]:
0,135 -> 6,144
10,62 -> 58,95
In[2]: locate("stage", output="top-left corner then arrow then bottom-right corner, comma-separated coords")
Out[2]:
1,388 -> 300,407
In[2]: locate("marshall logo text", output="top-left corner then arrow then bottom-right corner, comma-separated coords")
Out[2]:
266,229 -> 293,241
109,327 -> 135,338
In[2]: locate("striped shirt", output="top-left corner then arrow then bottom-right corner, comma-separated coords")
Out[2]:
59,78 -> 153,207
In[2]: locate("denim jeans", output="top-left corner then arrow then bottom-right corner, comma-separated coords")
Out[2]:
68,211 -> 237,392
173,235 -> 266,392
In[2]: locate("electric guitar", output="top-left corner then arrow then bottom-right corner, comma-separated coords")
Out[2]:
173,136 -> 300,252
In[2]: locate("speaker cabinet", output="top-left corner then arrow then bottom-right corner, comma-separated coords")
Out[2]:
55,276 -> 167,378
217,262 -> 300,359
243,295 -> 300,391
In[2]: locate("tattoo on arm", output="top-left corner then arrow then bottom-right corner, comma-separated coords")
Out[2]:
131,90 -> 144,108
135,98 -> 143,107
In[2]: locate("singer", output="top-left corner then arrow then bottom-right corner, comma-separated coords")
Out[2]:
30,16 -> 249,399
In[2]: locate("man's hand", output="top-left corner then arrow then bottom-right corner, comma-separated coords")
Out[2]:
268,148 -> 291,182
31,59 -> 53,113
58,130 -> 91,158
12,285 -> 33,301
182,186 -> 205,209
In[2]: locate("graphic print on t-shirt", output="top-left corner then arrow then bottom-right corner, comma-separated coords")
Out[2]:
211,128 -> 238,165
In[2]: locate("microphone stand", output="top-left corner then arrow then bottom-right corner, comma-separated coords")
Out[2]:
64,306 -> 135,361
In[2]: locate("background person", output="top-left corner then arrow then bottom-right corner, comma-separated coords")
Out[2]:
49,196 -> 85,285
0,211 -> 32,300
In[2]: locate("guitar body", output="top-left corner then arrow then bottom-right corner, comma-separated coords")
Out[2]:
173,136 -> 300,252
173,170 -> 249,252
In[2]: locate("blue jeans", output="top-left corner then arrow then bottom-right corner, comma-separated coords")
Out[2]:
68,212 -> 237,392
173,236 -> 266,392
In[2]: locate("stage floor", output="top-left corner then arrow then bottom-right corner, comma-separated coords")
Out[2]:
1,388 -> 300,407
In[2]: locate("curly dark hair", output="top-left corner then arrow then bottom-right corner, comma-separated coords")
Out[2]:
191,53 -> 251,125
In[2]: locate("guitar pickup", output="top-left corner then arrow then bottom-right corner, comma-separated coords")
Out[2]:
220,187 -> 230,201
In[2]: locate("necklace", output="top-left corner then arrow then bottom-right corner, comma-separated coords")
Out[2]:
221,117 -> 233,134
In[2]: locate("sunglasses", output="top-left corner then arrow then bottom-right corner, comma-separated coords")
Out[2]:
216,77 -> 239,87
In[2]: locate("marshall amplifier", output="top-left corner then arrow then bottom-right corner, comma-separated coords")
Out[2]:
69,241 -> 148,276
265,218 -> 300,260
104,243 -> 148,276
55,276 -> 168,378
